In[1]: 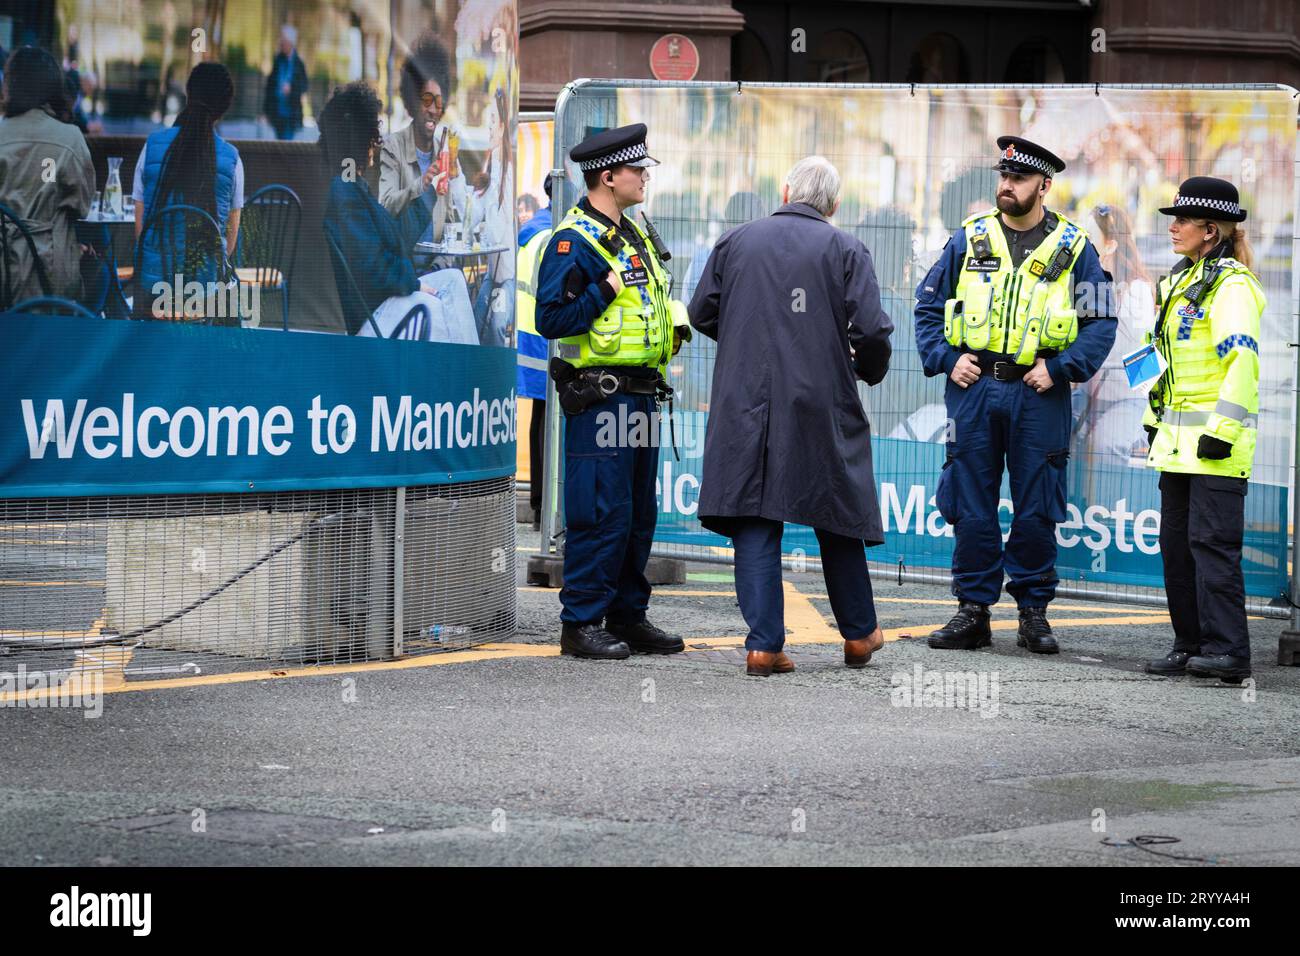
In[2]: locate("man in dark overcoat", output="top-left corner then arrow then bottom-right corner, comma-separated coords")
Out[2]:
688,156 -> 894,676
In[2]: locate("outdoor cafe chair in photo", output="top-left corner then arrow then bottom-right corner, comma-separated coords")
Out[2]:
325,230 -> 431,340
237,184 -> 302,330
75,218 -> 132,319
0,201 -> 52,311
11,296 -> 101,320
133,203 -> 238,324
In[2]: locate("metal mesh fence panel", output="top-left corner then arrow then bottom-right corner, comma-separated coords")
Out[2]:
545,81 -> 1299,618
0,479 -> 515,680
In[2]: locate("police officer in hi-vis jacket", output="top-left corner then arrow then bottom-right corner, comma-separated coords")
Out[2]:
1143,177 -> 1265,684
534,123 -> 691,661
914,136 -> 1117,655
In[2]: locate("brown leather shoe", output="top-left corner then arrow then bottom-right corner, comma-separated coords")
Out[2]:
844,627 -> 885,669
746,650 -> 795,676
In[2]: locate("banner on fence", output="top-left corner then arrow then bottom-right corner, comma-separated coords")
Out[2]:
0,314 -> 517,497
553,82 -> 1298,599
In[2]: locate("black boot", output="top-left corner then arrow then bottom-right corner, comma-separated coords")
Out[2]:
1146,650 -> 1193,675
1186,654 -> 1251,683
560,623 -> 630,660
605,619 -> 685,654
1016,606 -> 1059,654
927,601 -> 992,650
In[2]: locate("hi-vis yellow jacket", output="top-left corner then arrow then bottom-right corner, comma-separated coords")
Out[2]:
550,205 -> 675,369
1142,254 -> 1265,478
943,208 -> 1088,364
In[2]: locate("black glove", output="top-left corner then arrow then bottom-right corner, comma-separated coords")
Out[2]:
1197,434 -> 1233,460
1143,425 -> 1157,446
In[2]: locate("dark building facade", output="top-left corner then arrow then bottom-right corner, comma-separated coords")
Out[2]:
522,0 -> 1300,110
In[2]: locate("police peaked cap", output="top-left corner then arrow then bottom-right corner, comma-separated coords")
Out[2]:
993,136 -> 1065,178
570,123 -> 660,172
1159,176 -> 1247,222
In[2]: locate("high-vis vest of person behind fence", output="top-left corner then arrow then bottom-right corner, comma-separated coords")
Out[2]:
943,208 -> 1087,364
550,205 -> 675,369
515,226 -> 551,399
1142,254 -> 1264,479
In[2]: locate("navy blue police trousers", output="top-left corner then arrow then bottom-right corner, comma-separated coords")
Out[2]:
560,392 -> 657,626
936,373 -> 1072,608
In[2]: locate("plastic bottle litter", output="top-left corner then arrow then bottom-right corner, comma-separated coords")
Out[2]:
424,624 -> 471,643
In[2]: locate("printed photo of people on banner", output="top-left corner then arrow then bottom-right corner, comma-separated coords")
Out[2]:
1,0 -> 517,346
566,84 -> 1296,597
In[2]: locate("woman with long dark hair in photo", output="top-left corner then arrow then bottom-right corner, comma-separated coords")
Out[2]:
0,46 -> 96,304
131,61 -> 243,304
319,81 -> 476,342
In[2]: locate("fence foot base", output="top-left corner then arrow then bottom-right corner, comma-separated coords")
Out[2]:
1278,629 -> 1300,666
527,554 -> 564,588
526,555 -> 686,589
645,556 -> 687,586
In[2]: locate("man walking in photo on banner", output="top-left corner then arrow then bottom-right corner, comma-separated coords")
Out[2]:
688,156 -> 894,677
535,123 -> 693,660
914,136 -> 1116,655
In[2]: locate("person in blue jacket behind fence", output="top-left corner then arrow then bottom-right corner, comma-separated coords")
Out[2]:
914,136 -> 1116,656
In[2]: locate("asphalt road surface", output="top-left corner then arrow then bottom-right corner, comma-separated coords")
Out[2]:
2,526 -> 1297,866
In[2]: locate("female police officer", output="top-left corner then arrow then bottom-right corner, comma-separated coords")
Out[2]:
1144,177 -> 1265,683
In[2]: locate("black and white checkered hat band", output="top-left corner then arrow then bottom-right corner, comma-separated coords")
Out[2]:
1002,149 -> 1055,175
578,142 -> 648,171
1172,194 -> 1240,217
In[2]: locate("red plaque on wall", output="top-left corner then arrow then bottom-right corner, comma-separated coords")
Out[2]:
649,34 -> 700,81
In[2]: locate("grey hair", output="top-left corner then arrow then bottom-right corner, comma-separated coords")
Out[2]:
281,24 -> 298,46
785,156 -> 840,217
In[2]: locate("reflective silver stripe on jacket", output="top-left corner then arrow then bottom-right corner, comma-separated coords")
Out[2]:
1169,408 -> 1257,430
1214,399 -> 1249,422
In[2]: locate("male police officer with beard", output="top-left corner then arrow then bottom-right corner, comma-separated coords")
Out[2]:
914,137 -> 1116,654
535,123 -> 691,660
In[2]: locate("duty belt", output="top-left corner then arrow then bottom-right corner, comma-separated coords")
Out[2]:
549,357 -> 680,455
967,349 -> 1058,382
578,366 -> 667,399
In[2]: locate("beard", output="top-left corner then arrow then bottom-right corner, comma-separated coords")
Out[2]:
997,191 -> 1035,218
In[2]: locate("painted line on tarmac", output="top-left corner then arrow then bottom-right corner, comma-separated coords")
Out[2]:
678,611 -> 1173,651
518,585 -> 1158,614
0,642 -> 561,703
0,601 -> 1174,704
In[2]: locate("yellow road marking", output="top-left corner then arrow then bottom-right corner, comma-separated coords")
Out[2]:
781,580 -> 842,644
518,585 -> 1159,614
0,642 -> 561,703
0,570 -> 1179,704
692,613 -> 1173,650
0,627 -> 110,638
